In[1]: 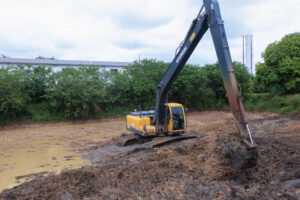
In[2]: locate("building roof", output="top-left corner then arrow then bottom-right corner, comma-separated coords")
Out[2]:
0,57 -> 131,67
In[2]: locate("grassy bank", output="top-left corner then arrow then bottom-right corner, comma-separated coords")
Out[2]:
245,93 -> 300,113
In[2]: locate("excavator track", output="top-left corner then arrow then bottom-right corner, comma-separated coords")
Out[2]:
117,134 -> 203,148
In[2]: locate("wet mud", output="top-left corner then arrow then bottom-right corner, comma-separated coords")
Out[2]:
0,111 -> 299,199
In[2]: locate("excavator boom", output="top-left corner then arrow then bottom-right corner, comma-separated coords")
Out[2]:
152,0 -> 255,146
204,0 -> 254,145
126,0 -> 256,148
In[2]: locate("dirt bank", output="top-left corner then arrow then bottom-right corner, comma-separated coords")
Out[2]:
0,111 -> 299,199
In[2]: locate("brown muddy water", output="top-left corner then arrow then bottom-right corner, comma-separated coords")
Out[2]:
0,140 -> 88,191
0,119 -> 127,192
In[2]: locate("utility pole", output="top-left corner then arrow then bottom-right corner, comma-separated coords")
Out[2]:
242,35 -> 253,74
242,36 -> 245,66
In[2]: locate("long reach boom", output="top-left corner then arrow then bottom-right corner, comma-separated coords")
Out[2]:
126,0 -> 256,149
152,0 -> 255,146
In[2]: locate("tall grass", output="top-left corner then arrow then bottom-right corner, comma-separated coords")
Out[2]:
245,93 -> 300,113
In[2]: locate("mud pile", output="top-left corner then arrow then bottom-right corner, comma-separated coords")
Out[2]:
0,111 -> 299,199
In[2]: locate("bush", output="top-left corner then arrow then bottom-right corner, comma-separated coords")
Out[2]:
26,66 -> 52,103
255,33 -> 300,94
245,93 -> 300,113
0,66 -> 31,124
169,64 -> 213,109
26,102 -> 54,122
45,67 -> 108,119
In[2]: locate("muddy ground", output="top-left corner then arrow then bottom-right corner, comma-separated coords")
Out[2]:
0,111 -> 299,200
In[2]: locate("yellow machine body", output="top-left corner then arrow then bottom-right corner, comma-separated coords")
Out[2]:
126,103 -> 186,137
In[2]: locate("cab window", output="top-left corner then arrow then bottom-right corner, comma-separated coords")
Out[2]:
171,107 -> 184,130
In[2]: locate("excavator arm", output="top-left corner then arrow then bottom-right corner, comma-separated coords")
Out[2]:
153,0 -> 255,146
153,8 -> 209,134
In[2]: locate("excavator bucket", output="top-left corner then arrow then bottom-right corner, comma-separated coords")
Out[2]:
243,139 -> 257,149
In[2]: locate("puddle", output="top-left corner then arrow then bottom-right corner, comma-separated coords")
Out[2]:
0,140 -> 89,192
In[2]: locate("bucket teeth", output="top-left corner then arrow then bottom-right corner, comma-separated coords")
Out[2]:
243,139 -> 257,149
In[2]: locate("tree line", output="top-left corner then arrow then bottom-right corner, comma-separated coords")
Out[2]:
0,33 -> 299,124
0,61 -> 252,124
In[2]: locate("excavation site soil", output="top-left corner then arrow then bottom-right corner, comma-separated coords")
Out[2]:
0,111 -> 299,199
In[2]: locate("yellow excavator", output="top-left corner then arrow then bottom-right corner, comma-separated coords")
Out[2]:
125,0 -> 256,150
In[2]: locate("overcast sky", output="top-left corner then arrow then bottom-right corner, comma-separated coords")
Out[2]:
0,0 -> 299,66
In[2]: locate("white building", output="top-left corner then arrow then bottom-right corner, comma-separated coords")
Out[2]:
0,57 -> 131,72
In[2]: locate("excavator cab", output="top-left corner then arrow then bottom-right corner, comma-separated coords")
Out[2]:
126,103 -> 186,137
166,103 -> 186,135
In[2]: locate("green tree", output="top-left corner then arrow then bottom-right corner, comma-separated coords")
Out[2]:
0,66 -> 31,123
169,64 -> 211,109
255,33 -> 300,94
199,62 -> 253,108
126,59 -> 167,109
26,66 -> 52,103
45,67 -> 107,119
